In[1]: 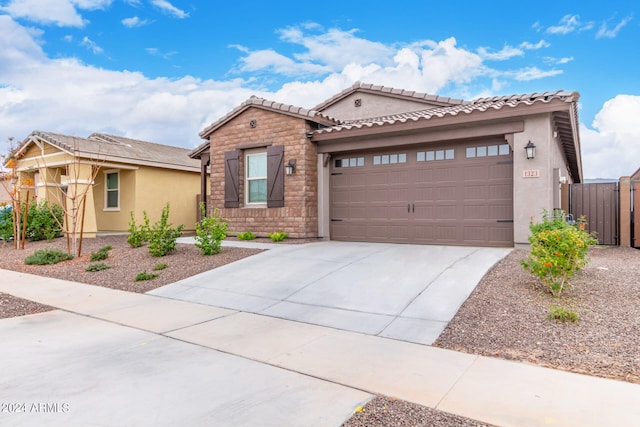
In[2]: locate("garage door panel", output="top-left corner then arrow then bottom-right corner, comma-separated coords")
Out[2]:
463,226 -> 488,242
489,204 -> 513,220
432,167 -> 457,182
465,165 -> 489,180
435,185 -> 457,200
464,184 -> 488,199
463,205 -> 488,219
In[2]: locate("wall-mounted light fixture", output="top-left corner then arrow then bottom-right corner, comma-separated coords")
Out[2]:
285,159 -> 296,176
525,141 -> 536,160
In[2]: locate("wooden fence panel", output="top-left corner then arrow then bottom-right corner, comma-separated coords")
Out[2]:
633,181 -> 640,248
570,182 -> 618,245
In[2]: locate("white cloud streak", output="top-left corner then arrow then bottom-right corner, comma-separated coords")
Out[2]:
122,16 -> 149,28
596,16 -> 633,39
150,0 -> 188,19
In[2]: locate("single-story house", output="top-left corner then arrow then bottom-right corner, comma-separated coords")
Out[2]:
0,174 -> 11,204
190,81 -> 582,248
13,131 -> 201,237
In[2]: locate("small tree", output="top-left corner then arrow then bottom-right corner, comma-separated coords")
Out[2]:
148,203 -> 184,257
194,203 -> 228,255
521,211 -> 598,298
127,210 -> 151,248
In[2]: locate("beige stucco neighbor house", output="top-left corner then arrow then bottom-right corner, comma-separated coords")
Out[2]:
13,131 -> 201,236
190,82 -> 582,248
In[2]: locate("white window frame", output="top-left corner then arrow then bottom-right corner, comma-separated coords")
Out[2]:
104,170 -> 120,211
244,149 -> 267,206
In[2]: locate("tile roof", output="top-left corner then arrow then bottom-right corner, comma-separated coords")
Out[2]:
198,96 -> 341,139
314,90 -> 579,135
18,131 -> 199,172
191,96 -> 342,158
312,81 -> 468,112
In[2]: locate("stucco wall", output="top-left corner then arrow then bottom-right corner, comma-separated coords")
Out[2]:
135,167 -> 199,231
94,166 -> 199,232
94,168 -> 137,232
207,107 -> 319,238
0,178 -> 11,204
512,114 -> 572,245
320,92 -> 443,121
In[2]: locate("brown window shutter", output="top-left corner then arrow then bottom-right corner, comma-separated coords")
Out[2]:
267,145 -> 284,208
224,150 -> 240,208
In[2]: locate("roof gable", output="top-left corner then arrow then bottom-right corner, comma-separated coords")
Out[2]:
16,131 -> 199,172
313,81 -> 467,116
198,96 -> 340,139
191,96 -> 341,159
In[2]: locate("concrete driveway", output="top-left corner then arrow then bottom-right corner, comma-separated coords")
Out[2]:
151,241 -> 511,345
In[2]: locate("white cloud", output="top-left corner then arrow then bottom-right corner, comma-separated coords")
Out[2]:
145,47 -> 177,59
596,16 -> 633,39
0,0 -> 87,27
277,26 -> 395,71
122,16 -> 149,28
477,45 -> 523,61
511,67 -> 563,81
520,40 -> 550,50
150,0 -> 188,19
236,48 -> 331,76
581,95 -> 640,179
546,14 -> 593,35
80,36 -> 103,54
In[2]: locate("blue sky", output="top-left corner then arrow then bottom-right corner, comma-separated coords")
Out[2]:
0,0 -> 638,179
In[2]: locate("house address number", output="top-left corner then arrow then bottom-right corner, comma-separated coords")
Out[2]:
523,169 -> 540,178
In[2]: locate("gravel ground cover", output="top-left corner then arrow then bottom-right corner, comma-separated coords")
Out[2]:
1,237 -> 638,426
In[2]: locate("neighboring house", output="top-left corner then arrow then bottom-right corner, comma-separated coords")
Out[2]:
0,174 -> 11,204
191,82 -> 583,248
13,131 -> 201,236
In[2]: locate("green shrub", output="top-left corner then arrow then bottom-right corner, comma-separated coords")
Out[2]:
548,305 -> 579,322
86,262 -> 110,272
268,230 -> 288,242
194,204 -> 228,255
25,249 -> 74,265
27,201 -> 64,241
237,230 -> 256,240
148,203 -> 184,257
0,201 -> 63,242
0,204 -> 12,241
127,211 -> 150,248
90,245 -> 112,262
521,210 -> 598,298
153,262 -> 168,271
135,271 -> 159,281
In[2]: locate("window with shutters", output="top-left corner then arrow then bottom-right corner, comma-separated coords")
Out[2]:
245,149 -> 267,205
104,170 -> 120,211
224,146 -> 283,209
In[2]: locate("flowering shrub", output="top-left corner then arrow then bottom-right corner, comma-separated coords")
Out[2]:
521,211 -> 598,298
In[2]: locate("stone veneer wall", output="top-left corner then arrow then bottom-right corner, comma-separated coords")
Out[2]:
207,107 -> 319,238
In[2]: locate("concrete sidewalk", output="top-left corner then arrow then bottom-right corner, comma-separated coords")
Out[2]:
1,270 -> 639,427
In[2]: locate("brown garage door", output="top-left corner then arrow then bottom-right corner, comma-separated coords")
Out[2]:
330,139 -> 513,247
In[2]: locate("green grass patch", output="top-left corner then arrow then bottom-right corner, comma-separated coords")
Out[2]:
25,249 -> 74,265
237,230 -> 256,240
135,271 -> 159,282
153,262 -> 168,271
549,305 -> 579,322
86,263 -> 110,272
